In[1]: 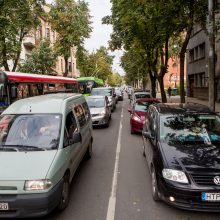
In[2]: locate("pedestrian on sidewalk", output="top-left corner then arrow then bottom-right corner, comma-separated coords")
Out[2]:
167,87 -> 172,99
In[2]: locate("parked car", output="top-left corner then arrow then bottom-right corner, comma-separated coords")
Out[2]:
130,91 -> 152,104
142,102 -> 220,211
115,88 -> 123,101
91,87 -> 116,111
0,93 -> 93,218
86,95 -> 111,127
128,98 -> 160,134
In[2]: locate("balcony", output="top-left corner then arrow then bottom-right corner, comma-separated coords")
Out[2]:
23,35 -> 35,49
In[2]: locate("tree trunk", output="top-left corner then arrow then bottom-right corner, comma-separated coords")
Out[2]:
158,76 -> 167,103
64,56 -> 68,77
1,36 -> 9,71
179,28 -> 192,103
12,29 -> 25,72
149,71 -> 157,98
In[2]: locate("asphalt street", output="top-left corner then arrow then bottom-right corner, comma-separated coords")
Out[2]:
40,97 -> 220,220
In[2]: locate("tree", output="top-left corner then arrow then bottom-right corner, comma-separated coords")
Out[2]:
0,0 -> 44,71
18,39 -> 57,74
50,0 -> 92,76
76,46 -> 114,81
107,73 -> 122,87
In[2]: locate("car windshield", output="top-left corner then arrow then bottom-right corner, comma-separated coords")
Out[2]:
135,93 -> 151,99
86,98 -> 105,108
92,89 -> 112,96
160,114 -> 220,145
134,101 -> 157,112
0,114 -> 61,151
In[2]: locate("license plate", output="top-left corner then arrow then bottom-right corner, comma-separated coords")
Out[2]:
0,203 -> 9,210
202,192 -> 220,201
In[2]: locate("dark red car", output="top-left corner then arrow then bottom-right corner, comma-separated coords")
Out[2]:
128,98 -> 160,134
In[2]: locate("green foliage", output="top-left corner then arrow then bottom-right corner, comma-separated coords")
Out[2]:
18,39 -> 57,75
0,0 -> 45,71
49,0 -> 92,76
107,73 -> 122,87
76,46 -> 114,82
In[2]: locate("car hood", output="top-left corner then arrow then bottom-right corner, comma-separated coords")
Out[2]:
0,150 -> 57,180
90,107 -> 105,115
161,142 -> 220,171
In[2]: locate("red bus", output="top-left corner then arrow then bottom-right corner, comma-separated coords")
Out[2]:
0,70 -> 79,111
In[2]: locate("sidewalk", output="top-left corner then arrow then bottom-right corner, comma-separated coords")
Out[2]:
157,94 -> 220,113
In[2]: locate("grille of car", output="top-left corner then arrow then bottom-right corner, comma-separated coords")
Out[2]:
191,173 -> 220,186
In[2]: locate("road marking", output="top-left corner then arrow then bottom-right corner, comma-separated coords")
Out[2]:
106,104 -> 124,220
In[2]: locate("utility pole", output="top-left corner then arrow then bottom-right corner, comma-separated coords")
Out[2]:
208,0 -> 215,111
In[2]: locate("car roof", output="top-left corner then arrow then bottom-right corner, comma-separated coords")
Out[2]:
3,93 -> 82,115
136,98 -> 160,103
86,95 -> 105,99
92,87 -> 112,90
153,102 -> 213,114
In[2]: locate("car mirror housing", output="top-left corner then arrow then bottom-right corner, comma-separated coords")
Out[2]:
128,109 -> 132,113
142,131 -> 154,140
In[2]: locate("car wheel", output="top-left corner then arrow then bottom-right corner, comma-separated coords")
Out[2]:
57,173 -> 70,211
105,118 -> 110,128
86,141 -> 92,159
109,114 -> 112,120
143,145 -> 146,157
151,166 -> 160,201
130,127 -> 135,134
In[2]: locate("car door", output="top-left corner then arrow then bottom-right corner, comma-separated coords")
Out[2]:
143,107 -> 157,170
105,96 -> 111,118
73,101 -> 91,158
63,110 -> 81,179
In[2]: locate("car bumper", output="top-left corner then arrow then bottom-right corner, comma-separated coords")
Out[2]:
92,115 -> 108,126
158,176 -> 220,212
130,120 -> 144,133
0,179 -> 63,218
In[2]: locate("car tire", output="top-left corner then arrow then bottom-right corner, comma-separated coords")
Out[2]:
105,118 -> 110,128
151,166 -> 160,201
143,145 -> 146,157
57,173 -> 70,211
130,127 -> 135,134
86,141 -> 92,160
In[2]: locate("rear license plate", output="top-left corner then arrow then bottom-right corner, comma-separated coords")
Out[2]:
202,192 -> 220,201
0,203 -> 9,210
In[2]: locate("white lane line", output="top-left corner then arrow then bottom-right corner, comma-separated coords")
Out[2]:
106,104 -> 124,220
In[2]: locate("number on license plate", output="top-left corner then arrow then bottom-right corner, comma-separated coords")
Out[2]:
0,203 -> 9,210
202,192 -> 220,201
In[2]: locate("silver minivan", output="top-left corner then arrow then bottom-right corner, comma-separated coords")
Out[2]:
0,93 -> 93,218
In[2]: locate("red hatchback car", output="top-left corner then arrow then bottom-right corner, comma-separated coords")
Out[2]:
128,98 -> 160,134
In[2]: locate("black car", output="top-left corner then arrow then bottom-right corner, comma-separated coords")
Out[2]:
142,102 -> 220,211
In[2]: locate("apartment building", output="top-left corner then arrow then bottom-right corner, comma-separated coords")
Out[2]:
17,5 -> 78,77
186,23 -> 220,101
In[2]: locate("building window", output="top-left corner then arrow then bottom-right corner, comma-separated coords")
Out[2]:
46,28 -> 50,39
68,62 -> 72,72
199,43 -> 205,59
189,49 -> 194,62
195,47 -> 198,60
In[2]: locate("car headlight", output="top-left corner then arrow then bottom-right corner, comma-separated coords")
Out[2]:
100,110 -> 106,116
24,179 -> 53,191
162,169 -> 188,183
133,115 -> 141,122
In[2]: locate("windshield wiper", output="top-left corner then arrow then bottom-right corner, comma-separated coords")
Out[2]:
1,145 -> 47,151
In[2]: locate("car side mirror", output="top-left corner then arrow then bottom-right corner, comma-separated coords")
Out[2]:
142,131 -> 154,140
113,93 -> 116,97
128,108 -> 132,113
71,132 -> 82,144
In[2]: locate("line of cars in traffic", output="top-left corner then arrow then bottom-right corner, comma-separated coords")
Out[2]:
0,86 -> 123,218
127,86 -> 220,212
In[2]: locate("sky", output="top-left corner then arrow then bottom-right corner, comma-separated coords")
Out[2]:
84,0 -> 124,76
46,0 -> 124,76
